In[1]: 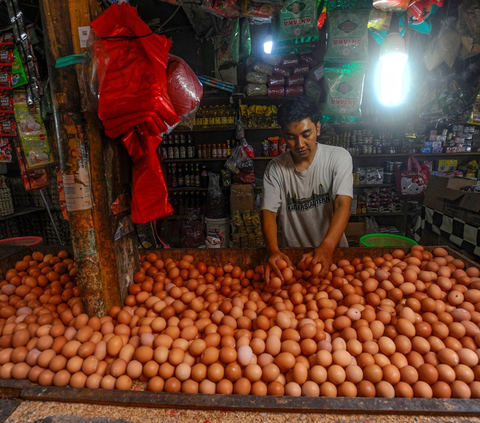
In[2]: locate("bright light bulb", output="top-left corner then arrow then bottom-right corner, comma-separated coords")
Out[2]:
264,35 -> 273,54
378,52 -> 408,106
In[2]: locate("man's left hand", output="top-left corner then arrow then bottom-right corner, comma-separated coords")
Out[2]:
300,243 -> 334,278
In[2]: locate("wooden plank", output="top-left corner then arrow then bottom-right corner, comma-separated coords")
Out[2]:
0,379 -> 31,398
18,385 -> 480,416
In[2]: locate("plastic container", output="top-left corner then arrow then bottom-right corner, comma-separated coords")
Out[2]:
0,236 -> 43,246
360,234 -> 417,248
205,217 -> 230,248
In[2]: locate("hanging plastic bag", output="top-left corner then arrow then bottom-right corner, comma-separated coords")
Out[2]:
206,172 -> 226,218
203,0 -> 240,18
121,130 -> 173,223
239,18 -> 252,62
322,63 -> 365,123
217,18 -> 240,70
396,155 -> 431,199
468,92 -> 480,125
373,0 -> 409,12
167,55 -> 203,129
91,3 -> 179,138
273,0 -> 320,43
324,9 -> 370,62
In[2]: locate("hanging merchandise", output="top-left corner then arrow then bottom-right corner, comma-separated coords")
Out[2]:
324,9 -> 371,62
240,0 -> 275,18
273,0 -> 321,47
12,48 -> 27,88
372,0 -> 408,12
206,172 -> 225,219
367,8 -> 392,44
456,0 -> 480,59
13,90 -> 53,169
239,18 -> 252,62
0,137 -> 13,163
423,20 -> 461,70
396,155 -> 430,199
14,143 -> 50,192
414,79 -> 474,123
203,0 -> 240,18
322,62 -> 365,123
468,92 -> 480,125
91,3 -> 178,223
4,0 -> 43,104
217,18 -> 240,70
398,2 -> 441,35
166,55 -> 203,130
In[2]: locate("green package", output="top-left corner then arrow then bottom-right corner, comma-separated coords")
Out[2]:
322,63 -> 365,123
324,9 -> 370,62
13,90 -> 53,169
274,0 -> 320,43
12,48 -> 28,88
217,18 -> 240,70
239,17 -> 251,63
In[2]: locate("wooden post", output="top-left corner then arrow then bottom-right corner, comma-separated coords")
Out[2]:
39,0 -> 138,315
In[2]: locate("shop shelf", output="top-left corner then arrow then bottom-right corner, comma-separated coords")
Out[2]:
351,212 -> 404,217
163,158 -> 226,163
172,127 -> 235,132
353,184 -> 396,188
0,207 -> 46,222
350,152 -> 480,158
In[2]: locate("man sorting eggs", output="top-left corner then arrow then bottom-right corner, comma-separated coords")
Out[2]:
261,96 -> 353,285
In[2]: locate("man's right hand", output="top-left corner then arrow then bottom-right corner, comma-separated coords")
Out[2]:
265,250 -> 293,286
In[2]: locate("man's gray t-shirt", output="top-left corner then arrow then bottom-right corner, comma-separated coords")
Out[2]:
261,143 -> 353,248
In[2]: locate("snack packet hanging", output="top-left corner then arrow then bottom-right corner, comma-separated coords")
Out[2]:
240,0 -> 275,18
239,18 -> 252,62
203,0 -> 240,18
217,18 -> 240,70
467,92 -> 480,125
324,9 -> 370,62
322,63 -> 365,123
12,48 -> 27,88
0,137 -> 13,163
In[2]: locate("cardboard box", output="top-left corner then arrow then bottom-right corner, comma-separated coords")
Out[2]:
424,176 -> 479,223
345,222 -> 365,242
230,184 -> 254,214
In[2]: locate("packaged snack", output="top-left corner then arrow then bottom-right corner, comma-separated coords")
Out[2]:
0,33 -> 14,45
262,54 -> 282,66
245,83 -> 268,97
0,66 -> 13,89
251,61 -> 274,75
324,9 -> 370,62
239,18 -> 252,62
0,44 -> 13,65
204,0 -> 240,17
286,86 -> 304,96
12,48 -> 27,88
286,75 -> 304,86
267,76 -> 285,87
240,0 -> 274,18
280,54 -> 299,67
217,18 -> 240,70
322,63 -> 365,123
272,66 -> 291,76
304,77 -> 322,102
0,137 -> 12,162
468,93 -> 480,125
246,71 -> 268,84
292,65 -> 310,75
373,0 -> 409,11
0,89 -> 14,112
268,86 -> 285,97
0,113 -> 16,136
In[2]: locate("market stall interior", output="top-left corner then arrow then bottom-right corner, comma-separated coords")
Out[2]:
1,0 -> 480,415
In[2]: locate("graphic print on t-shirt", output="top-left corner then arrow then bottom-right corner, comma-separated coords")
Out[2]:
286,183 -> 331,212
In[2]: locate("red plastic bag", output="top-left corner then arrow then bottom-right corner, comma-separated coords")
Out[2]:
167,55 -> 203,129
121,130 -> 173,223
396,155 -> 431,198
91,3 -> 179,138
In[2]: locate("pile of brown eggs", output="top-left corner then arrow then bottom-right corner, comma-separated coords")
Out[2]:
1,246 -> 480,398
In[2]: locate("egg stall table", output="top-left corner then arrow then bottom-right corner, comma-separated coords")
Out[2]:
1,247 -> 480,422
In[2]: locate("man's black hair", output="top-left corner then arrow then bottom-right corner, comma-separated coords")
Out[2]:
277,97 -> 320,129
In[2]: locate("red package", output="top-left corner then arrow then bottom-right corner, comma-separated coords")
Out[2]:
0,66 -> 13,89
268,87 -> 285,97
0,112 -> 16,136
286,86 -> 304,97
0,33 -> 14,45
280,54 -> 299,68
0,45 -> 13,65
167,55 -> 203,121
15,146 -> 50,191
0,137 -> 13,163
0,89 -> 14,112
272,66 -> 291,77
286,76 -> 304,87
292,65 -> 310,76
268,76 -> 285,87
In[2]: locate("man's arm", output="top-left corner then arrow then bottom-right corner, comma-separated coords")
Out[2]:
301,195 -> 352,277
262,209 -> 292,285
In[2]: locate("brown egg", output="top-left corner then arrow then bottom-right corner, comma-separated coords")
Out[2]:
451,380 -> 471,399
100,375 -> 116,390
395,381 -> 414,398
413,381 -> 433,398
70,371 -> 88,389
418,363 -> 438,384
432,381 -> 452,398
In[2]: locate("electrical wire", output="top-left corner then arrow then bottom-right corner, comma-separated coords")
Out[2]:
154,5 -> 182,33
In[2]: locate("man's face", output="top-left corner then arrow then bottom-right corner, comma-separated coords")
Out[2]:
283,118 -> 321,163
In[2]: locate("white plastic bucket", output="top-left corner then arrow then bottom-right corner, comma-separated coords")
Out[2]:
205,217 -> 230,248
